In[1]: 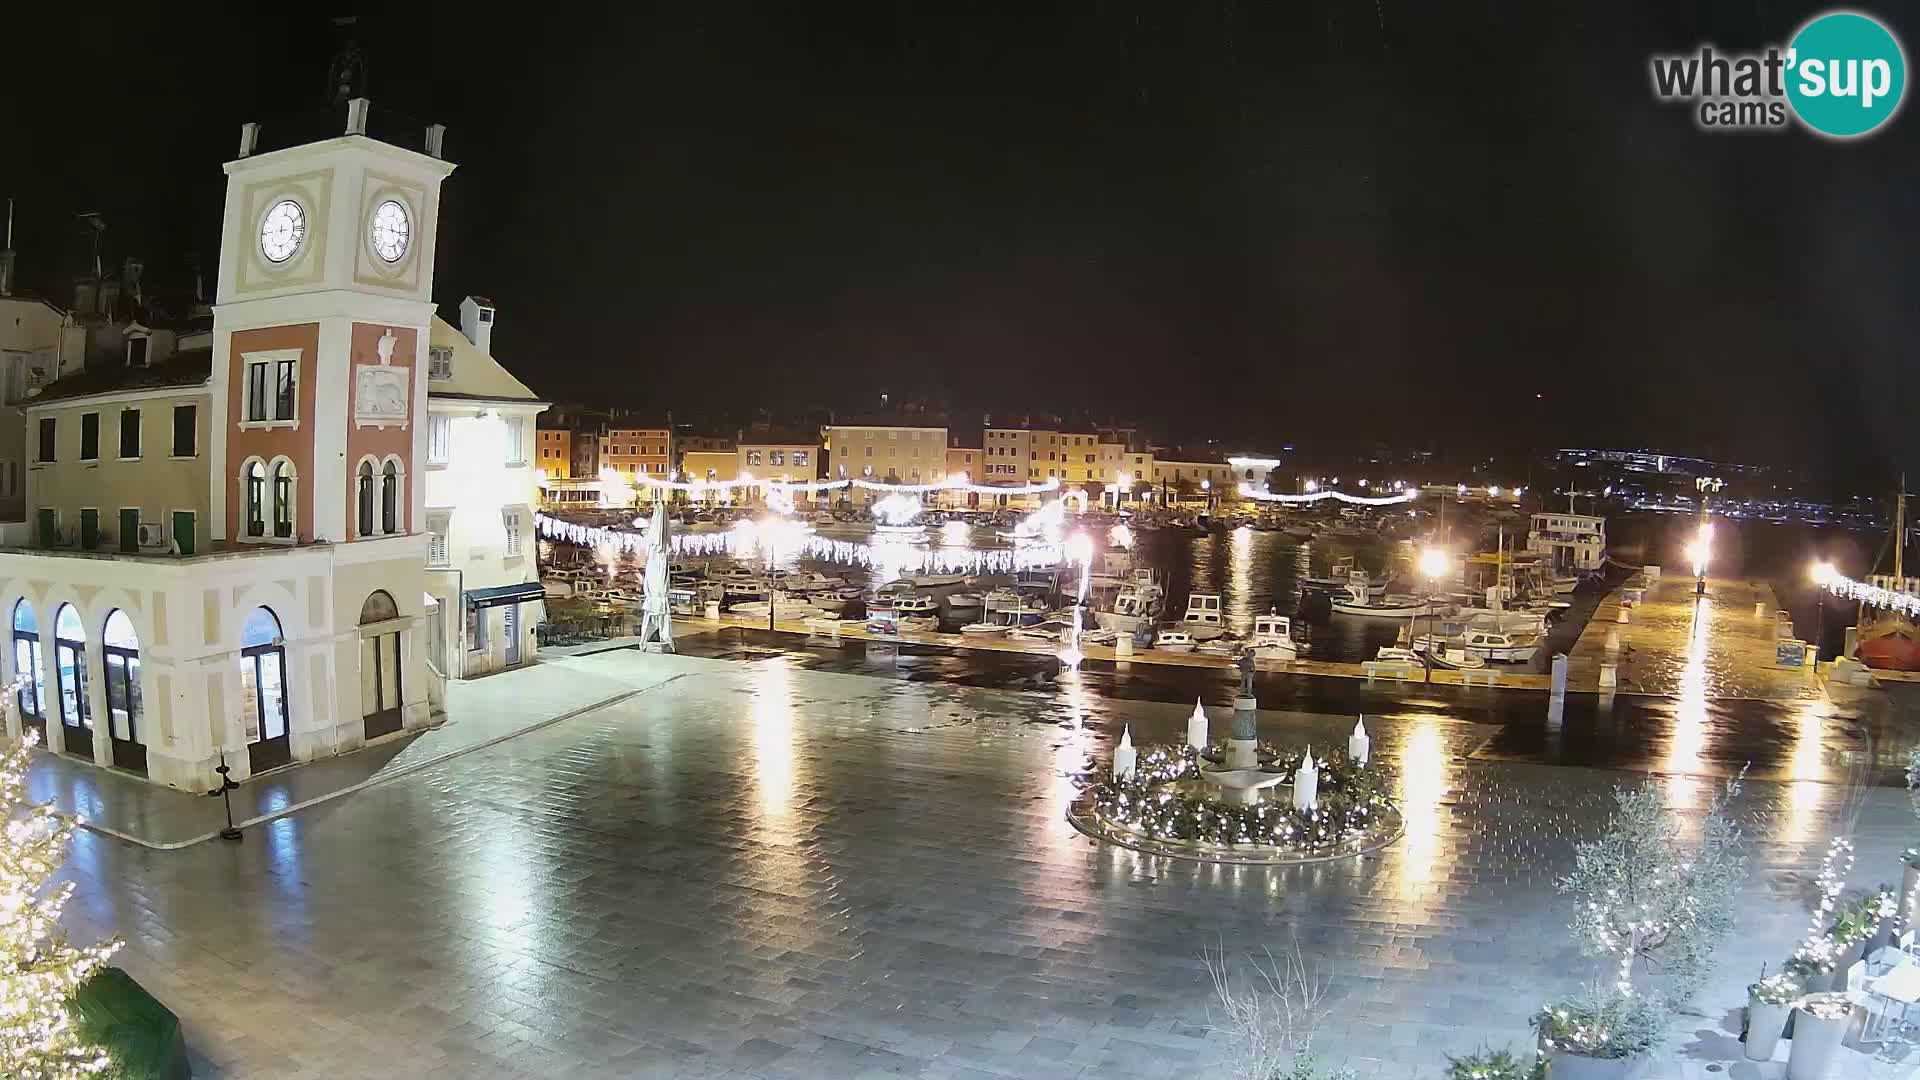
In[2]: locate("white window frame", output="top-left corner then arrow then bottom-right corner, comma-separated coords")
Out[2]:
427,414 -> 451,466
240,349 -> 301,430
427,510 -> 451,567
504,416 -> 526,466
503,510 -> 523,558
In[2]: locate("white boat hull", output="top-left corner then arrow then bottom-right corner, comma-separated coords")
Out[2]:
1251,640 -> 1298,661
1332,600 -> 1428,618
1154,642 -> 1195,653
1467,645 -> 1537,663
1180,621 -> 1226,641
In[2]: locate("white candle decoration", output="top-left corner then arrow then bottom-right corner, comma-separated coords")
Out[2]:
1113,725 -> 1137,782
1186,698 -> 1209,750
1348,716 -> 1370,767
1293,746 -> 1319,811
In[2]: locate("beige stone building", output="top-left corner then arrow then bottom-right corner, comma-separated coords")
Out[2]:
825,423 -> 947,504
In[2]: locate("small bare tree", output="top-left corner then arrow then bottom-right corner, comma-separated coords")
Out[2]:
1204,941 -> 1352,1080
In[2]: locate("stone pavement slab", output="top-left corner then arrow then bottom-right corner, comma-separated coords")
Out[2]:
45,650 -> 1914,1078
1569,575 -> 1821,700
27,650 -> 715,847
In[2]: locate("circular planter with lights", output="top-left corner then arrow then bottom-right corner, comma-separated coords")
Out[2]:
1068,741 -> 1402,866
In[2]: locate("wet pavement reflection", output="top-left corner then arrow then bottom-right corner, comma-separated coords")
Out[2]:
673,628 -> 1920,786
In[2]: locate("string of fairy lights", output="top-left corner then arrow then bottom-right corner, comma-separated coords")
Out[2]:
1816,568 -> 1920,616
1236,485 -> 1420,507
627,472 -> 1065,497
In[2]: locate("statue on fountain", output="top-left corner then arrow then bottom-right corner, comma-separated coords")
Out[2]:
1237,649 -> 1257,700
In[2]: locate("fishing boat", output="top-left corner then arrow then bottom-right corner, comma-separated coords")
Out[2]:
669,581 -> 726,614
942,592 -> 985,619
1375,646 -> 1422,665
1462,628 -> 1539,663
985,588 -> 1049,627
1179,593 -> 1227,641
1152,628 -> 1197,652
960,622 -> 1009,636
1331,584 -> 1437,618
808,587 -> 863,615
1858,489 -> 1920,671
729,598 -> 816,622
1250,611 -> 1305,660
1094,579 -> 1165,633
1427,646 -> 1487,670
1196,637 -> 1241,657
893,593 -> 940,620
722,579 -> 766,603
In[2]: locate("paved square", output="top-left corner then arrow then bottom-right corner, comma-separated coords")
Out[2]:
56,652 -> 1909,1078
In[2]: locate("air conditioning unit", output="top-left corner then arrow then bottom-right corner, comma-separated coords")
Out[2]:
135,522 -> 169,551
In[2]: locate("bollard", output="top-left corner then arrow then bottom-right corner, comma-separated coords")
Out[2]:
1115,634 -> 1133,658
1755,601 -> 1768,617
1615,606 -> 1630,624
1604,627 -> 1620,652
704,600 -> 722,620
1550,653 -> 1568,696
1598,662 -> 1617,688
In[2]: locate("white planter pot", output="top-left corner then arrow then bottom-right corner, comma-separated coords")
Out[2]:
1542,1048 -> 1646,1080
1744,995 -> 1792,1061
1787,1000 -> 1852,1080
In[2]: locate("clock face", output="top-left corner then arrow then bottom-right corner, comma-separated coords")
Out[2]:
259,199 -> 306,264
369,199 -> 411,263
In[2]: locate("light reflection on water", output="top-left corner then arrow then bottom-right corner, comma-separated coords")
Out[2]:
1395,721 -> 1447,897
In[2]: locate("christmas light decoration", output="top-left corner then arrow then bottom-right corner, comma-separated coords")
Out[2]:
0,728 -> 122,1078
1080,740 -> 1391,854
1235,484 -> 1419,506
625,473 -> 1062,497
1820,571 -> 1920,616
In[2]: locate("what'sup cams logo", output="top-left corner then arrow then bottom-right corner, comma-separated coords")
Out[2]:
1650,9 -> 1906,138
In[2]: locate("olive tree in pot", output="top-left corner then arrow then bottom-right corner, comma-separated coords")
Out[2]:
1535,774 -> 1749,1080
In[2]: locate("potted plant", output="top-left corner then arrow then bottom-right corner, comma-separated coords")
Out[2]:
1533,986 -> 1664,1080
1744,971 -> 1800,1061
1445,1047 -> 1541,1080
1787,992 -> 1853,1080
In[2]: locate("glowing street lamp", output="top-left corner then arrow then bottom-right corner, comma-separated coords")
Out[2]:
1687,522 -> 1713,595
1415,546 -> 1452,678
1303,479 -> 1319,493
1810,559 -> 1836,663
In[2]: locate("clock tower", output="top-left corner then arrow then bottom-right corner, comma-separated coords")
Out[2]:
210,101 -> 456,545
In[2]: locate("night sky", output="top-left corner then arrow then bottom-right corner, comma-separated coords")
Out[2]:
6,3 -> 1916,485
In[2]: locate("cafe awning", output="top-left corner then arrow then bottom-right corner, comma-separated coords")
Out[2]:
466,581 -> 546,609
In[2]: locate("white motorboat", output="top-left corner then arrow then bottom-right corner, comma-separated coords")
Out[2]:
1552,576 -> 1580,595
1197,638 -> 1241,657
1250,611 -> 1305,660
1303,561 -> 1386,598
985,587 -> 1049,627
669,581 -> 726,614
781,571 -> 846,594
1010,625 -> 1060,642
1078,628 -> 1118,645
893,593 -> 940,619
729,598 -> 816,622
942,591 -> 985,618
960,622 -> 1008,636
1463,628 -> 1539,663
1153,628 -> 1197,652
1455,609 -> 1549,635
910,573 -> 968,589
1180,593 -> 1226,641
812,510 -> 836,526
1331,584 -> 1436,618
1427,646 -> 1487,670
723,579 -> 767,602
808,587 -> 863,615
1094,581 -> 1165,634
1375,646 -> 1422,665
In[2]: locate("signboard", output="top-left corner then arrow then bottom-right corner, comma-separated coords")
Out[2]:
1776,639 -> 1809,668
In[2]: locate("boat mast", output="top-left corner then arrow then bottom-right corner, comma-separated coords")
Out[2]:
1898,480 -> 1908,585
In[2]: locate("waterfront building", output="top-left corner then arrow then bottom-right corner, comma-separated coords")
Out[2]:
1229,454 -> 1282,496
681,449 -> 738,486
0,99 -> 451,789
1151,457 -> 1236,505
569,424 -> 602,479
737,433 -> 818,504
535,424 -> 570,479
825,422 -> 947,505
0,289 -> 84,522
600,424 -> 673,498
422,300 -> 548,683
945,443 -> 980,508
981,426 -> 1034,506
1527,510 -> 1607,572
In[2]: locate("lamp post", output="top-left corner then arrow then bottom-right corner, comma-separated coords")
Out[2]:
1417,546 -> 1451,679
1810,560 -> 1835,663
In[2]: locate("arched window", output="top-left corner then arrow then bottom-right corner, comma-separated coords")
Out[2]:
356,460 -> 376,537
239,606 -> 291,774
12,600 -> 42,730
271,460 -> 295,539
380,459 -> 401,534
101,610 -> 144,774
52,603 -> 90,758
360,590 -> 399,624
245,460 -> 267,537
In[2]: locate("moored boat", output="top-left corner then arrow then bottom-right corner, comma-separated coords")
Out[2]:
1858,490 -> 1920,671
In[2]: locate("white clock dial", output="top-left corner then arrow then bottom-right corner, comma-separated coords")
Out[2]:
369,199 -> 411,263
259,199 -> 306,264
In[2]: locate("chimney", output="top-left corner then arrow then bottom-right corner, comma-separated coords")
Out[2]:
459,295 -> 495,355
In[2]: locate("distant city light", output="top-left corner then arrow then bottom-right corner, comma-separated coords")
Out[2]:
1488,485 -> 1501,497
1304,480 -> 1319,492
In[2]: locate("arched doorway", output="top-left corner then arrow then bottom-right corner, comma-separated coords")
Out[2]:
52,604 -> 91,760
359,590 -> 403,740
11,601 -> 44,743
101,611 -> 145,776
240,607 -> 291,774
